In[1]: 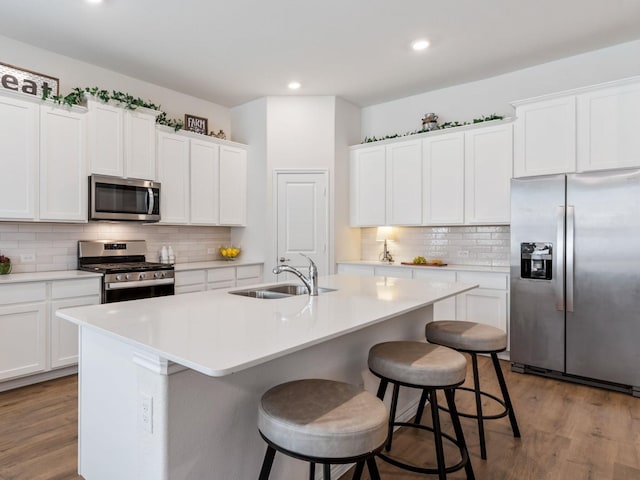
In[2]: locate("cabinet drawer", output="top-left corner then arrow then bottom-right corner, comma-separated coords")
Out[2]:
207,280 -> 235,291
207,268 -> 236,282
236,264 -> 262,280
457,272 -> 508,290
412,269 -> 456,283
374,266 -> 413,278
0,283 -> 47,304
175,284 -> 206,295
175,270 -> 206,287
337,264 -> 375,276
51,278 -> 101,299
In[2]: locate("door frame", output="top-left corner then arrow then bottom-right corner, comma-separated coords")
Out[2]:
272,169 -> 330,277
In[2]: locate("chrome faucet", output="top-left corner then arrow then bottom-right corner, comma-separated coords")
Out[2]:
272,254 -> 318,296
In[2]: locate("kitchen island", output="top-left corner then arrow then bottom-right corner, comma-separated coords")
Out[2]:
57,274 -> 476,480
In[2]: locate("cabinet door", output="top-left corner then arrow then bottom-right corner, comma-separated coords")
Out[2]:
577,81 -> 640,172
422,133 -> 464,225
456,289 -> 507,332
39,106 -> 87,222
350,146 -> 386,226
465,124 -> 513,224
386,140 -> 422,225
124,109 -> 158,180
157,131 -> 190,224
219,145 -> 247,226
0,303 -> 47,381
190,139 -> 220,225
87,99 -> 124,177
50,296 -> 99,369
514,96 -> 576,177
0,95 -> 38,220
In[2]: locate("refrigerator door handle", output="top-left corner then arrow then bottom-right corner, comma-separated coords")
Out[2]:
566,205 -> 575,312
556,206 -> 565,311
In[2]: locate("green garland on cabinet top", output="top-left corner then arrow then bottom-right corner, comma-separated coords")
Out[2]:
362,113 -> 504,143
41,86 -> 184,131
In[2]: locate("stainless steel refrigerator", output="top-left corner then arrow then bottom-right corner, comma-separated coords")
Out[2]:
510,168 -> 640,396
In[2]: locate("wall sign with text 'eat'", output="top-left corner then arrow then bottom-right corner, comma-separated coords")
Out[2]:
0,62 -> 59,98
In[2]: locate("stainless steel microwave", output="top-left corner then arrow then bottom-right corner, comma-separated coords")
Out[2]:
89,175 -> 161,222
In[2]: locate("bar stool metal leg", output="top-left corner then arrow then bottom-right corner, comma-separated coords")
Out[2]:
259,446 -> 276,480
414,388 -> 430,424
445,389 -> 475,480
470,353 -> 487,460
323,463 -> 331,480
351,461 -> 365,480
491,353 -> 521,438
366,457 -> 381,480
309,463 -> 315,480
429,389 -> 447,480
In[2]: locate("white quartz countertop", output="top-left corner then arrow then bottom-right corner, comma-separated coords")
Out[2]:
0,270 -> 102,284
57,274 -> 476,377
338,260 -> 510,274
174,260 -> 263,271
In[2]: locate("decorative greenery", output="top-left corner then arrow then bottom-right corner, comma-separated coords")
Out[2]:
362,114 -> 504,143
41,86 -> 184,131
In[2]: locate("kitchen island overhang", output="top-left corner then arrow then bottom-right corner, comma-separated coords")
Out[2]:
57,274 -> 477,480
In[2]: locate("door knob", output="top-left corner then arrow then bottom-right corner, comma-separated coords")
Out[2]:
279,257 -> 290,262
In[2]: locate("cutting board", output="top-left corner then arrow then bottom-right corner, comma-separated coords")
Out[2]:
401,262 -> 448,267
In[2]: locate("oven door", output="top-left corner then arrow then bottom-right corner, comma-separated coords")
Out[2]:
104,281 -> 174,303
90,174 -> 161,222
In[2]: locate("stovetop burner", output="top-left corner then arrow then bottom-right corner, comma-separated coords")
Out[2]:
81,261 -> 174,274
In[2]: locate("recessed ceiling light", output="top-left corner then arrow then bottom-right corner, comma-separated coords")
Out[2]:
86,0 -> 103,4
288,81 -> 301,90
411,39 -> 430,51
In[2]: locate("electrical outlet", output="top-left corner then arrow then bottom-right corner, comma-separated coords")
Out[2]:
20,253 -> 35,263
457,250 -> 470,258
140,393 -> 153,433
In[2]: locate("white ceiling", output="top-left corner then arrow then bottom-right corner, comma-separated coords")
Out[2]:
2,0 -> 640,108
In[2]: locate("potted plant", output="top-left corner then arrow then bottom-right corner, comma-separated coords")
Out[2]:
0,255 -> 11,275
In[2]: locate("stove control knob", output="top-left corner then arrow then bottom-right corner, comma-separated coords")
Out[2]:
125,274 -> 131,281
139,273 -> 145,280
115,274 -> 123,282
159,271 -> 166,278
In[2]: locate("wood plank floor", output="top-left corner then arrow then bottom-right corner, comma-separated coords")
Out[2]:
0,356 -> 638,479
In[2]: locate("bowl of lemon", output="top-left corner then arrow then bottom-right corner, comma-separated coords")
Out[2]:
219,246 -> 241,260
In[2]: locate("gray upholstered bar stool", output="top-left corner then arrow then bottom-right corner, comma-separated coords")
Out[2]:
368,341 -> 475,480
257,379 -> 387,480
423,321 -> 520,460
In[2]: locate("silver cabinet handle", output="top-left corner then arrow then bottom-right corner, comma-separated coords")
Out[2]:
556,206 -> 565,312
566,205 -> 575,313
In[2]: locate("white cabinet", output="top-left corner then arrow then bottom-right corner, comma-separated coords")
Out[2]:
219,145 -> 248,226
39,105 -> 87,222
422,132 -> 465,225
513,96 -> 576,177
350,145 -> 386,226
386,140 -> 422,225
455,272 -> 509,333
157,130 -> 190,224
190,138 -> 220,225
577,80 -> 640,172
50,278 -> 100,369
0,94 -> 38,220
0,302 -> 47,381
175,264 -> 264,294
88,98 -> 159,179
464,123 -> 513,224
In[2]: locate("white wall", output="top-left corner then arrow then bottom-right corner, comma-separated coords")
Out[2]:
361,38 -> 640,140
0,35 -> 232,137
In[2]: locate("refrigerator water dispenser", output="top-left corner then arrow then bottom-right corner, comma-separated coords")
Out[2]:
520,242 -> 553,280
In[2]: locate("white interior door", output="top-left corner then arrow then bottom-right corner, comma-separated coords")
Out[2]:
276,171 -> 328,277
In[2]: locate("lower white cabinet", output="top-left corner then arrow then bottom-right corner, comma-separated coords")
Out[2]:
175,264 -> 263,294
0,276 -> 101,387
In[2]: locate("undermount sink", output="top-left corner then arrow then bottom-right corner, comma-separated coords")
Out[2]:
229,283 -> 336,299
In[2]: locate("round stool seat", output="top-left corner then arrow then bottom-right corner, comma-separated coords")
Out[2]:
258,379 -> 388,460
426,320 -> 507,352
368,341 -> 466,387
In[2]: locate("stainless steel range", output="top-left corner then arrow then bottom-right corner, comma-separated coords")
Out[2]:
78,240 -> 174,303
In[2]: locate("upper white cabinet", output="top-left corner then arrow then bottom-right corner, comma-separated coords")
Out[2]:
422,132 -> 465,225
350,120 -> 513,227
87,98 -> 159,179
157,130 -> 190,224
576,80 -> 640,172
350,145 -> 386,226
39,105 -> 87,222
190,138 -> 220,225
0,94 -> 38,220
513,77 -> 640,177
513,96 -> 576,178
219,145 -> 248,226
350,140 -> 421,226
464,123 -> 513,224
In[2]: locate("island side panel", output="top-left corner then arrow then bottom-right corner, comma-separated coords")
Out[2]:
165,305 -> 432,480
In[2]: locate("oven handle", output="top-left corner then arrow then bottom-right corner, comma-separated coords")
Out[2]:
106,278 -> 175,290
